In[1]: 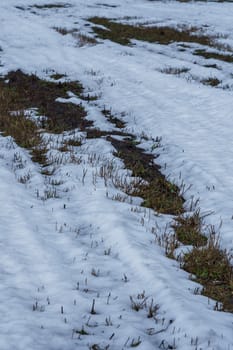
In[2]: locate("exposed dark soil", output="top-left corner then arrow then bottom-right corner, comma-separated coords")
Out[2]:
108,136 -> 184,215
0,70 -> 91,133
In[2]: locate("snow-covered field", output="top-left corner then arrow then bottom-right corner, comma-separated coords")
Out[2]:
0,1 -> 233,349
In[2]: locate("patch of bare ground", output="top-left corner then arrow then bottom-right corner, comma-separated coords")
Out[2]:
0,69 -> 92,165
107,136 -> 184,215
89,17 -> 224,49
0,70 -> 90,133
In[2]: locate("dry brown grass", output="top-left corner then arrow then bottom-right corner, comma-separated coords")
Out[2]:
32,3 -> 72,9
53,27 -> 97,46
0,85 -> 42,149
0,70 -> 90,133
0,70 -> 92,164
201,77 -> 221,87
108,136 -> 184,215
89,17 -> 222,48
172,210 -> 207,247
183,234 -> 233,311
194,49 -> 233,63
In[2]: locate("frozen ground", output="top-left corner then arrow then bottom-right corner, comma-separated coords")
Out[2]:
0,0 -> 233,349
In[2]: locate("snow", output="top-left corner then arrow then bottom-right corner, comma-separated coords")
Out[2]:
0,0 -> 233,349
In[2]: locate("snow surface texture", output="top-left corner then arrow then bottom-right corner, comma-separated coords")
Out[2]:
0,0 -> 233,349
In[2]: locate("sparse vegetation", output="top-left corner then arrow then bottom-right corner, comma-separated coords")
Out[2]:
63,138 -> 82,147
169,208 -> 233,311
102,107 -> 126,129
194,49 -> 233,63
89,17 -> 223,48
172,210 -> 207,247
2,3 -> 233,350
130,337 -> 142,347
1,68 -> 232,318
73,326 -> 89,336
53,27 -> 97,46
0,85 -> 46,164
108,136 -> 184,215
136,178 -> 184,215
201,77 -> 221,87
160,66 -> 190,75
183,233 -> 233,312
0,70 -> 90,133
50,73 -> 67,80
31,3 -> 72,9
73,33 -> 98,46
130,294 -> 148,311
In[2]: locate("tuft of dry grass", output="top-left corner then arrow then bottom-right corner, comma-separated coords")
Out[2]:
183,234 -> 233,311
31,3 -> 72,10
201,77 -> 221,87
172,210 -> 207,247
73,33 -> 98,47
53,27 -> 71,35
0,86 -> 46,164
101,108 -> 126,129
171,208 -> 233,312
0,111 -> 40,149
63,138 -> 82,147
194,49 -> 233,63
160,66 -> 190,75
50,73 -> 67,80
53,27 -> 97,46
136,178 -> 183,215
